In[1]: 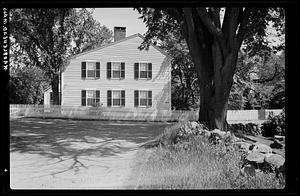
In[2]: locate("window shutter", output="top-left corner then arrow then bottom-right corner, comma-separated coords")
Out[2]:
81,90 -> 86,106
121,62 -> 125,79
81,62 -> 86,78
148,91 -> 152,107
107,90 -> 112,107
121,90 -> 125,106
107,62 -> 111,79
96,90 -> 100,106
148,63 -> 152,79
134,90 -> 139,107
96,62 -> 100,78
134,63 -> 139,79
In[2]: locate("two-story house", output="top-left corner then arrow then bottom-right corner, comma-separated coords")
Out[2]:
44,27 -> 171,118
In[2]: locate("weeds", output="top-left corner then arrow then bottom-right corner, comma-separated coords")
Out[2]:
130,123 -> 285,189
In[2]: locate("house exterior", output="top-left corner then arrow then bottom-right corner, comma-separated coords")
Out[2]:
43,87 -> 61,106
44,27 -> 171,119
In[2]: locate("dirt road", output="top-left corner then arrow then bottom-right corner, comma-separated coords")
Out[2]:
10,118 -> 171,189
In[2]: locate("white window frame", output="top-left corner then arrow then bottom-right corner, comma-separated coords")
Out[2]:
139,62 -> 148,79
87,62 -> 96,78
84,60 -> 98,79
86,90 -> 96,107
112,89 -> 122,107
139,90 -> 148,107
137,89 -> 151,108
84,88 -> 98,107
111,62 -> 122,79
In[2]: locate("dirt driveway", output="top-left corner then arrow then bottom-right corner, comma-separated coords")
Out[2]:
10,118 -> 171,189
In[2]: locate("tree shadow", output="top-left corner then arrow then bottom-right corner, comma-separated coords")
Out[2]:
10,118 -> 171,176
152,57 -> 171,82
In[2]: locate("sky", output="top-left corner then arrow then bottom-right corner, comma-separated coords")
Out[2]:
92,8 -> 283,50
92,8 -> 147,37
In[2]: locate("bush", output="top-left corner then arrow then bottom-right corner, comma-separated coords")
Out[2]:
229,123 -> 260,136
261,108 -> 285,137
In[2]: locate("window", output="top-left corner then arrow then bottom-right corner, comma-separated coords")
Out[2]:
139,91 -> 148,106
107,90 -> 125,107
87,62 -> 96,78
87,90 -> 96,106
134,62 -> 152,79
134,90 -> 152,107
112,62 -> 121,78
81,62 -> 100,79
107,62 -> 125,79
113,90 -> 121,106
81,90 -> 100,107
139,63 -> 148,79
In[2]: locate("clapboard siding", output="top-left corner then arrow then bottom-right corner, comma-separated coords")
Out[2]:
62,35 -> 171,110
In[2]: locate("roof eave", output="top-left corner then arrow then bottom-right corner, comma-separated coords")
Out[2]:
70,33 -> 141,60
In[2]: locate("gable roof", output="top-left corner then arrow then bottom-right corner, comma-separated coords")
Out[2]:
69,33 -> 171,60
44,86 -> 51,92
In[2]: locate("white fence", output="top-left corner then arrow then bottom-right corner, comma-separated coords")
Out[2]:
10,104 -> 172,121
170,109 -> 282,122
10,104 -> 282,122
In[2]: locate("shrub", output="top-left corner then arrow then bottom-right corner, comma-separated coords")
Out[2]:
228,123 -> 260,136
261,108 -> 285,137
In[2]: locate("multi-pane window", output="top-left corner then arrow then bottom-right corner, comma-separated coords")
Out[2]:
107,62 -> 125,79
134,90 -> 152,107
81,62 -> 100,79
139,63 -> 148,78
112,90 -> 121,106
112,62 -> 121,78
86,90 -> 96,106
134,62 -> 152,79
107,90 -> 125,107
139,91 -> 148,106
87,62 -> 96,78
81,90 -> 100,107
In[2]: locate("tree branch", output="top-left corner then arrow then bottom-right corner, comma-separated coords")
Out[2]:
210,7 -> 221,28
196,7 -> 229,56
160,8 -> 183,23
182,8 -> 197,45
221,8 -> 241,50
236,8 -> 253,47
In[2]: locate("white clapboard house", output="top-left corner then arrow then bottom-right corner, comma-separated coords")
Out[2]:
44,27 -> 171,118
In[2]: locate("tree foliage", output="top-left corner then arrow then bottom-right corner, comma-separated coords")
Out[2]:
9,8 -> 112,104
228,47 -> 285,110
159,29 -> 199,110
67,8 -> 113,56
135,7 -> 285,130
9,65 -> 50,104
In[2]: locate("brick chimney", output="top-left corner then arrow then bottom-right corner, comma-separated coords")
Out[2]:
114,26 -> 126,42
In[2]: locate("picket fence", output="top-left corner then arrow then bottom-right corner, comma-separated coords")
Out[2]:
10,104 -> 282,122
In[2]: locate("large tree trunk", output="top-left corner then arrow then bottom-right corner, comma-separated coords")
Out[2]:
51,73 -> 60,105
196,43 -> 237,131
160,7 -> 251,131
181,8 -> 240,131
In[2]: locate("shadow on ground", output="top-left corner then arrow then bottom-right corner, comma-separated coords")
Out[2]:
10,118 -> 171,176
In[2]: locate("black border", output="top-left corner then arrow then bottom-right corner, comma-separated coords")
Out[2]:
1,0 -> 299,195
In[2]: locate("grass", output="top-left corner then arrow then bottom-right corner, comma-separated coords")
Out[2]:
129,122 -> 285,189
